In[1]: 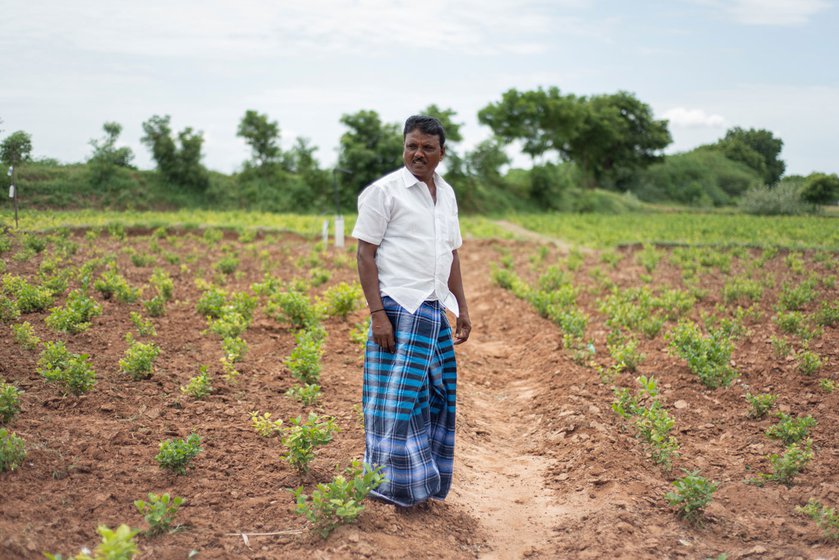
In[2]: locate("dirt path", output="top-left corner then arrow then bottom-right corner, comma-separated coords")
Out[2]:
492,220 -> 578,254
448,248 -> 571,559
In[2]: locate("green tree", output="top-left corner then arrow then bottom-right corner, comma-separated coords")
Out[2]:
800,173 -> 839,205
569,91 -> 671,189
716,127 -> 785,185
237,110 -> 281,169
478,87 -> 670,188
336,110 -> 403,205
88,122 -> 135,185
1,131 -> 33,166
478,86 -> 582,161
141,115 -> 209,191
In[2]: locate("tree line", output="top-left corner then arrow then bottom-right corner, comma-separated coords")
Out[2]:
2,90 -> 837,214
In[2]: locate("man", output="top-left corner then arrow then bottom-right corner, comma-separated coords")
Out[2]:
352,114 -> 471,507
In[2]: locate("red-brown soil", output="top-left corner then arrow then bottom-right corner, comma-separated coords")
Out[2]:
1,228 -> 837,559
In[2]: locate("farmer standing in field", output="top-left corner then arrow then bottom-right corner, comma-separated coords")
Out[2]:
353,114 -> 471,507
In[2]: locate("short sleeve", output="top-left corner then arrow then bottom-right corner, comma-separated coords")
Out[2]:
352,184 -> 390,245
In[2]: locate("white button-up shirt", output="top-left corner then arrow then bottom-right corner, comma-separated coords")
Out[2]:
352,167 -> 463,316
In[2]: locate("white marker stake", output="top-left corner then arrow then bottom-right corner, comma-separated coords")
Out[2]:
322,219 -> 329,246
334,216 -> 345,248
8,184 -> 14,199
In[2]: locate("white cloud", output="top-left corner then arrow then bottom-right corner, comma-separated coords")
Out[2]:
696,0 -> 832,26
1,0 -> 592,58
662,107 -> 726,128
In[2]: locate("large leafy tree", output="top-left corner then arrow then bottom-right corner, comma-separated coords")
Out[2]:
237,110 -> 281,169
336,110 -> 403,199
1,131 -> 33,166
478,87 -> 671,188
715,127 -> 785,185
570,91 -> 672,188
141,115 -> 208,191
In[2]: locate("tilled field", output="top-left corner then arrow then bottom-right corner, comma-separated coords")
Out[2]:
1,227 -> 837,559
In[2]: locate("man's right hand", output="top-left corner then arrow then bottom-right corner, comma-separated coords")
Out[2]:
371,312 -> 396,353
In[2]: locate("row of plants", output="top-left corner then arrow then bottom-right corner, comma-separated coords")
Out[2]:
1,226 -> 391,548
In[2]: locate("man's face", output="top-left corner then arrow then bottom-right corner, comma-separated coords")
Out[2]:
403,129 -> 444,182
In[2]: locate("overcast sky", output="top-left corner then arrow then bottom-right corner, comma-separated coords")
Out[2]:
1,0 -> 837,177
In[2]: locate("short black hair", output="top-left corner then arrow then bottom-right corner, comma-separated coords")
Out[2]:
403,115 -> 446,148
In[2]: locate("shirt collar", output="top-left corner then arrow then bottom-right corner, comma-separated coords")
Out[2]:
400,166 -> 440,188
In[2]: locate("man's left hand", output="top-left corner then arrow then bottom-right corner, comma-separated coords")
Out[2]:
454,311 -> 471,345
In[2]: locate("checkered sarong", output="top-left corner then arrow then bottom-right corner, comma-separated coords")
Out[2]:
363,296 -> 457,506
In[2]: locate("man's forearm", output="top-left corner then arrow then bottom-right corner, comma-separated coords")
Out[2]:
357,241 -> 384,310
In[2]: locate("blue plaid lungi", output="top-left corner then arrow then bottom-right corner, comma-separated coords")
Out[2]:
363,296 -> 458,506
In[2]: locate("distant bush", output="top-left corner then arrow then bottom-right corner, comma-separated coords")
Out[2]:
800,173 -> 839,205
632,149 -> 762,206
739,177 -> 817,215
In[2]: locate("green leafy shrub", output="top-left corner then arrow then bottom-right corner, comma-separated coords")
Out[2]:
202,228 -> 223,244
815,301 -> 839,327
46,289 -> 102,334
723,277 -> 763,304
0,294 -> 20,322
268,290 -> 320,329
765,413 -> 816,445
149,268 -> 174,301
745,393 -> 778,419
611,376 -> 678,469
180,366 -> 212,399
221,335 -> 248,363
134,492 -> 184,536
777,279 -> 817,311
796,499 -> 839,540
349,317 -> 371,350
739,181 -> 816,216
282,413 -> 337,473
250,411 -> 284,437
45,524 -> 139,560
155,433 -> 202,475
208,312 -> 248,339
819,379 -> 835,393
285,328 -> 324,385
286,383 -> 321,406
37,341 -> 96,395
94,268 -> 141,303
796,349 -> 823,375
0,381 -> 23,424
196,286 -> 228,318
770,336 -> 791,357
129,312 -> 157,337
143,295 -> 166,317
119,335 -> 161,380
664,470 -> 718,523
607,331 -> 645,372
320,281 -> 363,319
11,321 -> 40,349
130,252 -> 155,267
215,255 -> 239,275
773,310 -> 820,339
636,244 -> 661,273
309,267 -> 331,287
667,321 -> 737,388
22,233 -> 47,254
0,428 -> 26,472
108,223 -> 126,240
293,461 -> 385,538
2,274 -> 53,313
635,401 -> 679,469
755,439 -> 813,486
